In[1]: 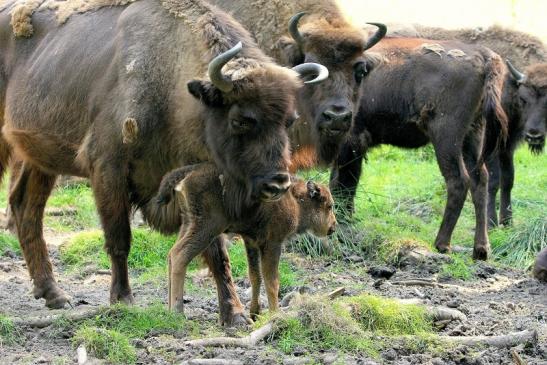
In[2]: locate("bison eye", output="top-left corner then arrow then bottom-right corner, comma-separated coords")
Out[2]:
286,112 -> 299,128
230,117 -> 255,133
354,61 -> 368,84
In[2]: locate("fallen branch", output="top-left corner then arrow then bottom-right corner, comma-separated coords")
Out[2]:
45,207 -> 78,217
181,360 -> 243,365
12,306 -> 101,328
511,348 -> 526,365
327,287 -> 346,300
185,322 -> 273,348
391,279 -> 440,287
442,329 -> 537,348
397,299 -> 467,322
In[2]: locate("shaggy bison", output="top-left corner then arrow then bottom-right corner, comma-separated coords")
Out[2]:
208,0 -> 386,166
155,163 -> 336,319
0,0 -> 327,325
331,38 -> 508,260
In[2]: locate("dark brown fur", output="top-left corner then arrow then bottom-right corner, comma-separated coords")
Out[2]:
331,38 -> 508,260
157,163 -> 336,317
533,246 -> 547,283
0,0 -> 304,326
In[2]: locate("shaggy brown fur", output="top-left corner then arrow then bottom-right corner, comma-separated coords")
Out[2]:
8,0 -> 41,37
156,163 -> 336,317
331,37 -> 509,260
0,0 -> 306,326
526,64 -> 547,89
533,247 -> 547,283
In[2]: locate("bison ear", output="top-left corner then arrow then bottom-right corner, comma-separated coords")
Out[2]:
187,80 -> 225,107
275,36 -> 304,67
306,180 -> 322,200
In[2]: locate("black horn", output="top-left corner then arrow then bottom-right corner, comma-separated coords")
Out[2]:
292,63 -> 329,84
364,23 -> 387,50
288,12 -> 306,50
506,59 -> 527,84
208,42 -> 243,92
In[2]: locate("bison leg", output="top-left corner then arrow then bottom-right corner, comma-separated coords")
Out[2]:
244,242 -> 262,320
498,149 -> 514,226
90,167 -> 134,305
463,136 -> 490,260
486,154 -> 500,228
9,163 -> 70,308
431,139 -> 468,254
260,243 -> 281,313
330,136 -> 366,219
202,235 -> 250,327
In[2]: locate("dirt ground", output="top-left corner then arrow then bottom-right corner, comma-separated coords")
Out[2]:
0,227 -> 545,365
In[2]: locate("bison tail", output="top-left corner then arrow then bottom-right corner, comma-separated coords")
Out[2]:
481,51 -> 509,160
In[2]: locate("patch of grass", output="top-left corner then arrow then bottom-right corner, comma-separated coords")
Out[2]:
45,183 -> 98,231
72,326 -> 136,364
0,314 -> 22,346
439,253 -> 476,281
492,217 -> 546,269
0,232 -> 20,256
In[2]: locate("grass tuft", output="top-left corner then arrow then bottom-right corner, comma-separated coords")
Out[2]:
72,326 -> 136,364
439,253 -> 475,281
0,232 -> 20,256
0,314 -> 22,346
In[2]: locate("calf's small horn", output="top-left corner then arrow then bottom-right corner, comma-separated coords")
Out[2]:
506,59 -> 527,84
364,23 -> 387,50
288,12 -> 306,50
208,41 -> 242,92
292,63 -> 329,84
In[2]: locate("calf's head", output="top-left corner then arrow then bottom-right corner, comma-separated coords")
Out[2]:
188,43 -> 328,207
507,61 -> 547,154
293,180 -> 337,237
279,13 -> 386,164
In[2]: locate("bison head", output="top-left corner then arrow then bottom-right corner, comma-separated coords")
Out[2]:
187,42 -> 328,211
278,12 -> 386,165
507,61 -> 547,154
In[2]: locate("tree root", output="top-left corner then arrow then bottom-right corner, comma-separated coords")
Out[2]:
185,323 -> 273,348
442,329 -> 537,348
12,306 -> 101,328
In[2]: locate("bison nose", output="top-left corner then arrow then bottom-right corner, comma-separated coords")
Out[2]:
320,108 -> 352,136
327,224 -> 336,236
525,129 -> 545,142
260,173 -> 291,202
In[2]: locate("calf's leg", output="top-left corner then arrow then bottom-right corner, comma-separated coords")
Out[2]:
486,154 -> 500,228
244,242 -> 262,320
260,243 -> 282,313
9,162 -> 69,308
498,149 -> 515,226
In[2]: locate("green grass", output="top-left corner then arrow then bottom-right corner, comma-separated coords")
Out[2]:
0,314 -> 22,346
0,232 -> 20,256
266,293 -> 434,357
439,253 -> 476,281
72,326 -> 136,364
293,145 -> 546,268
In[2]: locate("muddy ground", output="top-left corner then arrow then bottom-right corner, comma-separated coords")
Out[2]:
0,225 -> 545,365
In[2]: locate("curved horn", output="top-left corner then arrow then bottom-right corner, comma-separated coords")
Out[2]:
292,63 -> 329,84
506,59 -> 527,84
208,41 -> 243,93
364,23 -> 387,50
288,12 -> 306,50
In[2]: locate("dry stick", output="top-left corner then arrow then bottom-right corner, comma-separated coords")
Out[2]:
185,322 -> 274,348
182,360 -> 244,365
397,299 -> 467,322
391,279 -> 442,287
327,287 -> 346,300
511,348 -> 526,365
12,306 -> 102,328
442,330 -> 537,348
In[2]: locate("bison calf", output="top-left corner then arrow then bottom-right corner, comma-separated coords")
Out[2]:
156,163 -> 336,319
533,247 -> 547,283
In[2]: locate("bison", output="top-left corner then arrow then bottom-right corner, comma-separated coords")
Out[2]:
533,246 -> 547,283
330,38 -> 508,260
486,61 -> 547,226
155,162 -> 336,319
0,0 -> 327,325
208,0 -> 386,167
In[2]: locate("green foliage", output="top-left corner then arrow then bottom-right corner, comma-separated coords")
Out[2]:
439,253 -> 476,280
72,326 -> 136,364
45,183 -> 98,231
0,232 -> 20,256
0,314 -> 22,346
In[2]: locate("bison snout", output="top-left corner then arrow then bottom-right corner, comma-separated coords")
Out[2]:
318,108 -> 352,137
258,173 -> 291,202
327,224 -> 336,236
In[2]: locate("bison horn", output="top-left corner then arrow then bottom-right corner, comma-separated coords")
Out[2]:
288,12 -> 306,51
208,41 -> 243,93
506,59 -> 527,84
292,63 -> 329,84
364,23 -> 387,50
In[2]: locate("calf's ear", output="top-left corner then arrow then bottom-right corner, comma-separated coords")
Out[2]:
187,80 -> 225,107
275,36 -> 305,67
306,180 -> 323,201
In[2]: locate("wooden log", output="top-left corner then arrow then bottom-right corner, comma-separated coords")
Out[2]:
442,329 -> 537,348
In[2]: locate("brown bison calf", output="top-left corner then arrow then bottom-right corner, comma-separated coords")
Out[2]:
156,163 -> 336,318
533,247 -> 547,283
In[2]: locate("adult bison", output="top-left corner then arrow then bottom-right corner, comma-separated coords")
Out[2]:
330,38 -> 508,260
486,61 -> 547,226
0,0 -> 327,325
208,0 -> 386,167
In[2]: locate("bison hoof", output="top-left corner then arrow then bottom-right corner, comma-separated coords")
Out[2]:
222,312 -> 252,327
33,281 -> 71,309
110,291 -> 135,305
172,299 -> 185,313
435,243 -> 451,254
473,246 -> 490,261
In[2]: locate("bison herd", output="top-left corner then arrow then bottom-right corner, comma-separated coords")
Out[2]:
0,0 -> 545,326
